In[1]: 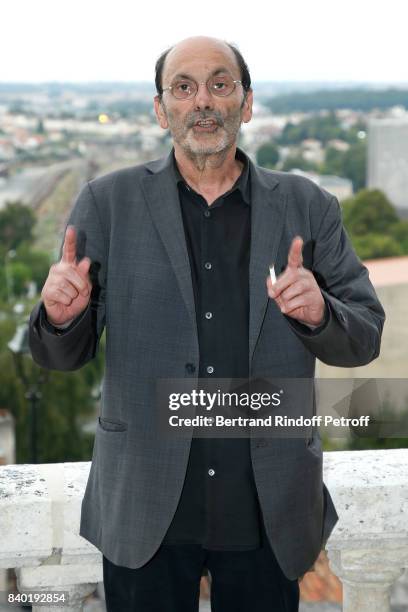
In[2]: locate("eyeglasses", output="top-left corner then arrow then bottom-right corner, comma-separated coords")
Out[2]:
162,75 -> 242,100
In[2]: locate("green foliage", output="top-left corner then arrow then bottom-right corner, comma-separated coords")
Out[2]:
0,314 -> 105,463
351,234 -> 403,259
342,121 -> 367,145
272,113 -> 367,189
389,221 -> 408,252
256,142 -> 279,168
344,399 -> 408,451
281,156 -> 319,172
0,200 -> 52,301
6,261 -> 32,296
0,200 -> 105,464
341,189 -> 408,259
323,147 -> 344,176
34,370 -> 96,462
15,243 -> 52,290
320,140 -> 367,191
265,88 -> 408,113
0,249 -> 50,302
341,141 -> 367,191
342,189 -> 400,236
278,111 -> 345,145
321,396 -> 408,452
0,201 -> 36,253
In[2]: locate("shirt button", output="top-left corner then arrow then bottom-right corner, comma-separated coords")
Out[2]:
205,312 -> 213,320
208,468 -> 215,476
206,366 -> 214,374
204,210 -> 211,218
204,262 -> 212,270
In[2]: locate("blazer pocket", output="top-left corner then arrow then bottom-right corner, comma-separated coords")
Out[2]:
306,433 -> 322,456
98,416 -> 128,432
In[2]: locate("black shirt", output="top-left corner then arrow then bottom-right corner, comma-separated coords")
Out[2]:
162,149 -> 263,550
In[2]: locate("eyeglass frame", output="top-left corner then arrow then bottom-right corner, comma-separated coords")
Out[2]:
162,76 -> 243,100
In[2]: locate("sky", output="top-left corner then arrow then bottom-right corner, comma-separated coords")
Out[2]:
1,0 -> 407,84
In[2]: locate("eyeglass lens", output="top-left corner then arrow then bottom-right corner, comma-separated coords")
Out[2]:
170,75 -> 236,99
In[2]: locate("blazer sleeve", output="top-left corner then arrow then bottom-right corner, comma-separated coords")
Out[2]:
29,182 -> 107,371
285,195 -> 385,367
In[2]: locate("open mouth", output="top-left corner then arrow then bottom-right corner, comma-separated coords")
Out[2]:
193,119 -> 219,132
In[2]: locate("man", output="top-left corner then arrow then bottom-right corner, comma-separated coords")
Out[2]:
29,36 -> 385,611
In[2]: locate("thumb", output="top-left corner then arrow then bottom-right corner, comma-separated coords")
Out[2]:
287,236 -> 304,269
77,256 -> 92,277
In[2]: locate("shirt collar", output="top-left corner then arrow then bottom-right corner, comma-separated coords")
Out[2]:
171,147 -> 251,206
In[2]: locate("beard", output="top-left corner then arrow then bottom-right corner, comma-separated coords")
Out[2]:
162,103 -> 243,160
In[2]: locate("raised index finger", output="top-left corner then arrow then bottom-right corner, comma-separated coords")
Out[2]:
61,225 -> 77,264
287,236 -> 304,269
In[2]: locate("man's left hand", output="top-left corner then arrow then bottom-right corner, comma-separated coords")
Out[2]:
266,236 -> 326,327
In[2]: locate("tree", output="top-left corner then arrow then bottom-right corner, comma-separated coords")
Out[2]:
264,88 -> 408,114
278,112 -> 344,146
340,189 -> 408,260
342,140 -> 367,191
281,156 -> 319,173
320,141 -> 367,191
342,189 -> 399,236
351,234 -> 403,259
390,221 -> 408,252
0,201 -> 36,254
256,142 -> 279,168
322,147 -> 344,176
0,199 -> 106,464
6,261 -> 32,297
0,315 -> 105,464
15,243 -> 51,293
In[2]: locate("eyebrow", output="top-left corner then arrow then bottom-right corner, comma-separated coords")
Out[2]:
170,67 -> 233,82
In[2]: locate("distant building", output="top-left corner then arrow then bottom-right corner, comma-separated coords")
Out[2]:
327,139 -> 350,153
289,169 -> 353,202
367,118 -> 408,217
301,139 -> 325,165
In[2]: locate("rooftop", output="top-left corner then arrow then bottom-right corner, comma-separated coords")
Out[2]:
364,255 -> 408,287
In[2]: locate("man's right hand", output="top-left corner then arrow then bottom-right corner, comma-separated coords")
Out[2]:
41,225 -> 92,326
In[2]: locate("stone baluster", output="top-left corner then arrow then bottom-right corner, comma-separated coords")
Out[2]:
328,548 -> 408,612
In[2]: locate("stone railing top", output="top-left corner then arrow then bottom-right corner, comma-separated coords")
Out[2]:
0,462 -> 93,568
0,449 -> 408,568
323,448 -> 408,549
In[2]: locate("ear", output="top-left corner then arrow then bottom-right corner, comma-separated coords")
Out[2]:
154,95 -> 169,129
241,88 -> 253,124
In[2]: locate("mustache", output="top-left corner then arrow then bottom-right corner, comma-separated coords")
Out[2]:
186,111 -> 224,128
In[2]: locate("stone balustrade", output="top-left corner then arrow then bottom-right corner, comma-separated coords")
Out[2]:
0,449 -> 407,611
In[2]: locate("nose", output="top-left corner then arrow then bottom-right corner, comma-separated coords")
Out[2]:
194,81 -> 214,110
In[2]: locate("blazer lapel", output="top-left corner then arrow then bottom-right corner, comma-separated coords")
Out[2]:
141,151 -> 197,330
248,163 -> 287,367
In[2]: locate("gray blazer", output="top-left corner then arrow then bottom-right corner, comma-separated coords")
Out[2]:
29,148 -> 385,580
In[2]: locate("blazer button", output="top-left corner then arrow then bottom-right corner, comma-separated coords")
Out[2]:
185,363 -> 196,374
256,439 -> 268,448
